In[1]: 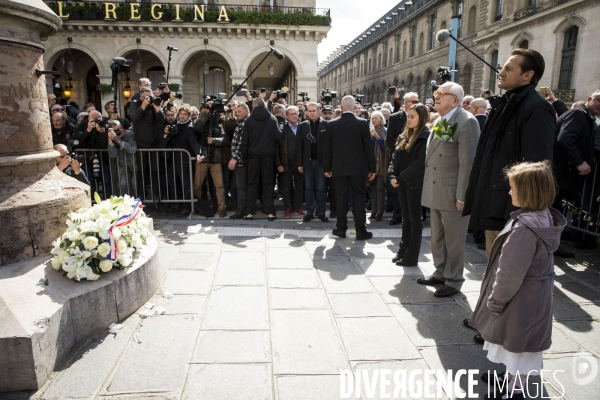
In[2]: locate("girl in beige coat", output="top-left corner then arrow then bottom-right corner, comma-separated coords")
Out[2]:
470,161 -> 566,400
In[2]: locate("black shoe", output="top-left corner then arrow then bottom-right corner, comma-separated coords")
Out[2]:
575,240 -> 597,249
395,259 -> 417,267
356,229 -> 373,240
267,214 -> 277,221
473,333 -> 484,345
463,318 -> 477,330
176,208 -> 191,218
319,215 -> 329,222
389,218 -> 401,225
375,213 -> 383,221
303,214 -> 314,222
554,247 -> 575,258
229,211 -> 244,219
477,242 -> 486,250
391,252 -> 404,263
332,228 -> 347,238
243,214 -> 253,220
434,285 -> 460,297
369,213 -> 377,219
416,275 -> 445,286
329,211 -> 337,218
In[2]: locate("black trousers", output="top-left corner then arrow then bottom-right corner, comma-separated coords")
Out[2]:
246,157 -> 275,215
335,175 -> 367,230
392,190 -> 402,219
397,184 -> 423,263
235,165 -> 247,214
281,163 -> 303,210
327,176 -> 337,213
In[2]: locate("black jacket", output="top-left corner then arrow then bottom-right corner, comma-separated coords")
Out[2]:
298,118 -> 328,167
553,105 -> 596,195
72,118 -> 108,150
475,114 -> 487,132
386,128 -> 430,192
280,123 -> 302,169
240,106 -> 281,166
52,121 -> 76,146
552,99 -> 569,118
386,110 -> 407,151
463,84 -> 555,231
193,113 -> 229,163
130,99 -> 165,148
157,120 -> 201,161
323,113 -> 376,176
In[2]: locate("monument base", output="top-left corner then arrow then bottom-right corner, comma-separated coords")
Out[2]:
0,235 -> 162,392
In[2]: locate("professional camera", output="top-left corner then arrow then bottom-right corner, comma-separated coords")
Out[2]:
298,92 -> 308,97
92,118 -> 108,128
437,66 -> 452,83
110,57 -> 133,74
201,94 -> 226,114
353,94 -> 365,104
158,83 -> 167,90
148,95 -> 163,106
66,140 -> 84,163
275,90 -> 287,100
321,88 -> 337,104
388,87 -> 396,95
166,124 -> 178,135
174,92 -> 183,100
248,90 -> 258,97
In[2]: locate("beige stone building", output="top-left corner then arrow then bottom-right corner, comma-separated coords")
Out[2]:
41,0 -> 330,115
318,0 -> 600,106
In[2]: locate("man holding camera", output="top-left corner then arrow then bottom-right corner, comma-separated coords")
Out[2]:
130,87 -> 166,203
193,102 -> 229,218
228,103 -> 250,219
51,112 -> 76,146
55,143 -> 89,186
105,100 -> 131,130
107,120 -> 137,196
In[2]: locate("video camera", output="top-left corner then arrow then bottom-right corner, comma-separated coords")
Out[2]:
353,94 -> 365,104
437,66 -> 452,84
110,57 -> 133,74
321,88 -> 337,104
275,90 -> 287,100
298,92 -> 310,102
201,93 -> 227,114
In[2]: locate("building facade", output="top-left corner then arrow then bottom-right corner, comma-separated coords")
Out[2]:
41,0 -> 330,115
318,0 -> 600,106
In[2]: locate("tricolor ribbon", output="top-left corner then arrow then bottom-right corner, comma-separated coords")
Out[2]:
107,199 -> 143,260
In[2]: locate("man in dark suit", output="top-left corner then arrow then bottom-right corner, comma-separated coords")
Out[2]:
386,92 -> 419,225
324,96 -> 376,240
469,98 -> 488,132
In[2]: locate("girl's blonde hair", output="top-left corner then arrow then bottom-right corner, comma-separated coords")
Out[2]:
505,161 -> 556,211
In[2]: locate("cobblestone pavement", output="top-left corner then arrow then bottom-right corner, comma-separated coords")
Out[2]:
6,214 -> 600,400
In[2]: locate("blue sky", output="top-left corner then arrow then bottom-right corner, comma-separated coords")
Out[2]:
316,0 -> 401,63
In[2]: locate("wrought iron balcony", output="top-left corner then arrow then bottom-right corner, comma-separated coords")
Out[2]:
553,89 -> 576,103
513,5 -> 537,21
44,1 -> 331,26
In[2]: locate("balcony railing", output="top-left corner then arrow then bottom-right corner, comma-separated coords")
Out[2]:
513,5 -> 537,21
553,89 -> 576,103
44,1 -> 331,26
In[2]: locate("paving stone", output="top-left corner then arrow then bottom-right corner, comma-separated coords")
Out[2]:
182,364 -> 271,400
269,288 -> 328,309
370,276 -> 455,304
420,345 -> 507,399
355,259 -> 428,277
463,245 -> 489,266
460,276 -> 483,293
312,256 -> 352,266
315,263 -> 374,293
555,320 -> 600,356
344,246 -> 397,259
304,244 -> 348,260
275,375 -> 342,400
108,315 -> 201,392
270,310 -> 349,374
202,286 -> 269,330
339,237 -> 395,247
389,303 -> 474,346
40,316 -> 138,399
222,240 -> 265,252
152,294 -> 206,315
336,317 -> 421,360
542,354 -> 600,400
553,295 -> 594,321
302,236 -> 339,245
265,234 -> 304,248
554,281 -> 600,304
161,269 -> 213,295
350,360 -> 449,400
185,234 -> 223,244
213,252 -> 265,286
547,326 -> 583,354
328,293 -> 392,317
169,251 -> 219,270
268,270 -> 321,289
179,243 -> 222,253
580,304 -> 600,320
223,235 -> 265,243
267,248 -> 312,269
194,331 -> 270,363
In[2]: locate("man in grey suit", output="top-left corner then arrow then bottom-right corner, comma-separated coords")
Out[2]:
418,82 -> 479,297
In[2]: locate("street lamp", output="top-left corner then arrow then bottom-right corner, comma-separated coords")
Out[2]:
268,63 -> 274,76
122,81 -> 132,100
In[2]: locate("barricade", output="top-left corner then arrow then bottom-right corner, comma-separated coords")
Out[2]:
74,148 -> 196,219
559,164 -> 600,239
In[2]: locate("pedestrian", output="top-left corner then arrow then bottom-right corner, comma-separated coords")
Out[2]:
368,110 -> 389,221
469,161 -> 566,399
387,104 -> 430,266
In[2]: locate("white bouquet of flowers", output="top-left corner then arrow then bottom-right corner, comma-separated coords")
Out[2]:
50,193 -> 151,281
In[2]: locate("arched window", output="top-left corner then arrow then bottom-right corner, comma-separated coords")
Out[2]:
463,64 -> 472,95
410,26 -> 416,57
559,26 -> 578,90
456,0 -> 463,38
488,50 -> 498,92
378,53 -> 382,70
494,0 -> 503,22
425,70 -> 434,98
429,15 -> 437,50
403,40 -> 407,60
418,33 -> 424,55
519,40 -> 529,49
467,6 -> 477,36
407,75 -> 414,93
416,76 -> 422,100
368,59 -> 372,74
389,49 -> 393,66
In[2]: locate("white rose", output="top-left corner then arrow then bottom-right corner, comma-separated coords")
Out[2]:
111,227 -> 121,240
85,267 -> 100,281
58,251 -> 69,264
66,230 -> 81,242
118,254 -> 133,267
99,260 -> 114,272
117,239 -> 127,253
79,221 -> 96,234
97,242 -> 112,258
51,257 -> 61,271
82,236 -> 99,250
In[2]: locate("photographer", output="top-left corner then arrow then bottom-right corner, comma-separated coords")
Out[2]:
107,120 -> 137,196
158,104 -> 203,217
51,112 -> 75,146
104,100 -> 131,130
130,87 -> 165,202
221,107 -> 237,209
192,101 -> 230,218
54,144 -> 89,186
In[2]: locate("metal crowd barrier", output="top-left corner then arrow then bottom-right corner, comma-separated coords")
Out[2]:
559,163 -> 600,239
73,148 -> 196,220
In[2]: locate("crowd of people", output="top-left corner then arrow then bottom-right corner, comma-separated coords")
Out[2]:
49,47 -> 600,398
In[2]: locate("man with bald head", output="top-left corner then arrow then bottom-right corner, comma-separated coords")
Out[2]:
323,95 -> 376,240
469,97 -> 488,131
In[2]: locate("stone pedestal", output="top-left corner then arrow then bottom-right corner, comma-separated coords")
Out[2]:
0,0 -> 90,265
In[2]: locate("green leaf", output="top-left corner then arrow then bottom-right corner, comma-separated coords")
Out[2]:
44,279 -> 49,286
62,272 -> 68,276
94,192 -> 102,205
110,197 -> 124,205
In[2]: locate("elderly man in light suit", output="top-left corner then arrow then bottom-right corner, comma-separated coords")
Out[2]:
418,82 -> 479,297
